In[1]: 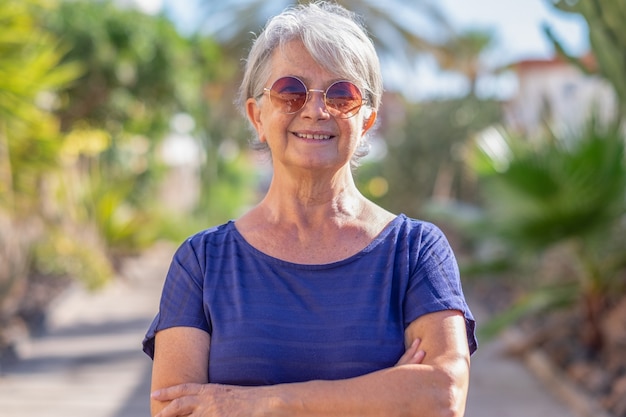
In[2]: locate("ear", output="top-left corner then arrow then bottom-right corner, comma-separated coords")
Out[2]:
362,109 -> 377,135
246,97 -> 266,143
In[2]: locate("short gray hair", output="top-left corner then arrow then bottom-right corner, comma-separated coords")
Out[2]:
237,1 -> 383,163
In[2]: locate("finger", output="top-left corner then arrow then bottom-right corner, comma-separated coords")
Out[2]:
155,396 -> 195,417
408,337 -> 421,351
152,383 -> 204,401
395,338 -> 421,366
411,348 -> 426,364
397,349 -> 425,366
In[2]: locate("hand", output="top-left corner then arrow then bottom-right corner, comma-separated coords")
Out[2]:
152,383 -> 259,417
395,338 -> 425,366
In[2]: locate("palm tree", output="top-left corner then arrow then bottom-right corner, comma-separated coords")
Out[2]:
465,121 -> 626,352
432,29 -> 495,96
198,0 -> 452,75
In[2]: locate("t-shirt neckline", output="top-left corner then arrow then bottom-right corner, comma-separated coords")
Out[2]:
227,213 -> 406,270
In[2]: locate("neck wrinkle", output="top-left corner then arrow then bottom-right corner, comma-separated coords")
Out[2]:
260,173 -> 365,230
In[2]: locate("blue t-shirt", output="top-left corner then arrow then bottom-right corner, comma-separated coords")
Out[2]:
143,214 -> 477,386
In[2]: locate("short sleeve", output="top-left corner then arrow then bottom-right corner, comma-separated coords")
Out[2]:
403,223 -> 478,354
142,238 -> 210,358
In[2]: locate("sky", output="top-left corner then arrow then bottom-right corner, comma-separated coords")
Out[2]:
440,0 -> 588,62
130,0 -> 589,99
406,0 -> 590,99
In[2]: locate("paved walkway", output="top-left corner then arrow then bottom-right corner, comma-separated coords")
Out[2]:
0,243 -> 578,417
464,308 -> 578,417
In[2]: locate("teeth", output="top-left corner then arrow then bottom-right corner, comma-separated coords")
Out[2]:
296,133 -> 332,140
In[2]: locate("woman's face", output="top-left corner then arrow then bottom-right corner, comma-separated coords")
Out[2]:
246,40 -> 376,175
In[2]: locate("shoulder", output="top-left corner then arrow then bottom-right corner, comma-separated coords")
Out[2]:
170,221 -> 239,268
186,221 -> 234,244
179,221 -> 236,251
392,214 -> 450,248
396,213 -> 444,233
387,215 -> 458,271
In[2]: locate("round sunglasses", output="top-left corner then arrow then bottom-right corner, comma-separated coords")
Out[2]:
261,76 -> 365,119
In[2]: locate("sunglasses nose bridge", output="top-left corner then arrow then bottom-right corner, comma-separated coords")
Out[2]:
302,88 -> 329,112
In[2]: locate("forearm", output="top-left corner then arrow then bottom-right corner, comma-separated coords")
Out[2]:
152,359 -> 469,417
261,360 -> 469,417
151,313 -> 472,417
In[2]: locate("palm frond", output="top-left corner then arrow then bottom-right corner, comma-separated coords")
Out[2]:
471,125 -> 626,249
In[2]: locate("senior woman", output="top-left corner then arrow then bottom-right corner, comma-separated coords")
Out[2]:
143,2 -> 477,416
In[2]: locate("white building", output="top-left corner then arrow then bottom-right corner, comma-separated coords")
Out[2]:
503,54 -> 617,137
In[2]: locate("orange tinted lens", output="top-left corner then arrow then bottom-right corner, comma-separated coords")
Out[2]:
269,77 -> 307,114
326,81 -> 363,117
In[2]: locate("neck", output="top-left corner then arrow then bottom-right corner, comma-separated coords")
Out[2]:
260,168 -> 365,228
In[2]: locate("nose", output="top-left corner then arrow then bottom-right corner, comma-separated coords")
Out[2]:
301,89 -> 330,118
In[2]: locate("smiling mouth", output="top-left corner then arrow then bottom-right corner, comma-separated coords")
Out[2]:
294,132 -> 334,141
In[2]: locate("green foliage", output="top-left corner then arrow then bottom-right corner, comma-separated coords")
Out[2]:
33,228 -> 113,290
42,0 -> 252,254
0,0 -> 262,343
43,1 -> 192,237
470,125 -> 626,248
90,180 -> 159,255
433,28 -> 495,95
0,0 -> 115,330
46,0 -> 192,133
0,0 -> 82,212
462,123 -> 626,348
194,153 -> 260,226
478,284 -> 579,340
377,95 -> 502,217
545,0 -> 626,125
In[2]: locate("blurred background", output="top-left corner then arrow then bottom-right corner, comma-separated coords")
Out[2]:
0,0 -> 625,416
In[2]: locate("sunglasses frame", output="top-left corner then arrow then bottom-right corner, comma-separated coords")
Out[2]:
262,76 -> 365,119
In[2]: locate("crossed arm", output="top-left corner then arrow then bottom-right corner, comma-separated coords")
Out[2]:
150,309 -> 471,417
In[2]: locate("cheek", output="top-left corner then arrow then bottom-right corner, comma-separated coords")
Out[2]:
261,112 -> 294,143
344,119 -> 364,141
